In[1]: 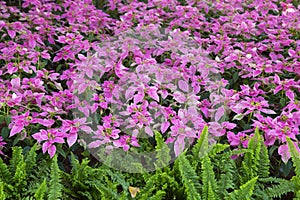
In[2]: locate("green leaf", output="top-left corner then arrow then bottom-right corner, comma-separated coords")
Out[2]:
287,137 -> 300,177
192,126 -> 209,160
176,153 -> 201,200
154,130 -> 171,169
34,178 -> 47,200
232,114 -> 244,121
226,176 -> 258,200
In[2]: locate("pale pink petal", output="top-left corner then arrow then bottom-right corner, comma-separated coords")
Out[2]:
80,125 -> 93,133
278,144 -> 290,164
161,121 -> 170,133
178,80 -> 189,92
148,88 -> 159,102
11,78 -> 20,88
48,145 -> 56,158
215,106 -> 225,122
77,83 -> 87,94
174,135 -> 185,157
7,30 -> 16,39
145,126 -> 153,137
88,140 -> 102,148
286,90 -> 294,101
37,119 -> 55,127
10,125 -> 23,137
42,141 -> 51,153
134,92 -> 144,104
67,132 -> 77,147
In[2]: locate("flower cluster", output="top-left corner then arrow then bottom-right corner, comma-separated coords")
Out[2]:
0,0 -> 300,162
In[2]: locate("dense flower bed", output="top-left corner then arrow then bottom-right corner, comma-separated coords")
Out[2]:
0,0 -> 300,166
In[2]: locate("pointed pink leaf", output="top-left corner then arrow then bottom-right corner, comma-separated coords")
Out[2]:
148,88 -> 159,102
134,92 -> 144,104
161,121 -> 170,133
278,144 -> 290,164
286,90 -> 294,101
145,126 -> 153,137
11,78 -> 20,88
80,125 -> 93,133
178,80 -> 189,92
48,145 -> 56,158
77,83 -> 87,94
215,106 -> 225,121
7,30 -> 16,39
42,141 -> 51,153
67,132 -> 77,147
10,124 -> 23,137
86,68 -> 93,78
88,140 -> 101,148
174,135 -> 185,157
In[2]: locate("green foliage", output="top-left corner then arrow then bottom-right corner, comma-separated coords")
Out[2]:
226,176 -> 258,200
0,182 -> 5,200
34,178 -> 47,200
2,128 -> 300,199
201,155 -> 217,200
287,137 -> 300,198
176,153 -> 201,200
287,137 -> 300,177
154,130 -> 171,169
48,155 -> 63,200
192,125 -> 209,161
260,177 -> 295,199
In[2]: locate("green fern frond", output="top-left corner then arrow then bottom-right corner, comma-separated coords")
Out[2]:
0,158 -> 11,182
201,155 -> 217,200
48,155 -> 63,200
154,130 -> 171,169
149,190 -> 166,200
10,147 -> 23,174
216,157 -> 235,199
240,127 -> 261,183
208,143 -> 230,158
177,153 -> 201,200
287,137 -> 300,177
99,168 -> 129,194
24,144 -> 38,174
226,176 -> 258,200
257,138 -> 270,178
264,178 -> 295,199
0,181 -> 6,200
13,159 -> 26,187
192,125 -> 209,160
34,178 -> 47,200
140,171 -> 178,199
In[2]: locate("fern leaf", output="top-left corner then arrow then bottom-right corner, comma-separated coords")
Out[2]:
154,130 -> 171,169
24,144 -> 38,174
287,137 -> 300,177
0,181 -> 6,200
264,178 -> 295,199
13,160 -> 27,187
177,153 -> 201,200
48,155 -> 63,200
216,157 -> 235,199
0,158 -> 11,182
240,127 -> 261,183
257,138 -> 270,178
34,178 -> 47,200
10,147 -> 23,174
149,190 -> 166,200
226,176 -> 258,200
192,125 -> 209,160
208,143 -> 230,158
201,155 -> 217,200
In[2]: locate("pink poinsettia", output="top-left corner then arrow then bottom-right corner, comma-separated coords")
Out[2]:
32,129 -> 65,158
